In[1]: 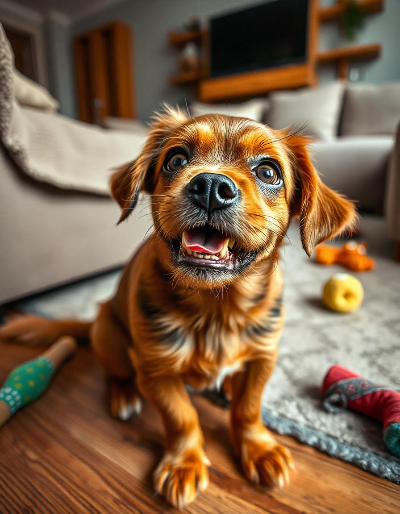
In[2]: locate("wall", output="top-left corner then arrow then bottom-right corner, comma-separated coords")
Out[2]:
0,3 -> 75,118
44,16 -> 76,118
0,2 -> 48,87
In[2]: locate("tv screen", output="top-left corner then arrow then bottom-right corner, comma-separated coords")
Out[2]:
210,0 -> 309,78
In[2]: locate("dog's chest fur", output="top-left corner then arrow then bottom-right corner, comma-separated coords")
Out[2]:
134,264 -> 284,388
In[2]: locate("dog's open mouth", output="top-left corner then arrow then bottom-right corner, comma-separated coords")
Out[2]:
182,227 -> 234,262
169,224 -> 258,274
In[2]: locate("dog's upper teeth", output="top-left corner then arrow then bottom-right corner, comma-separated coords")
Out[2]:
219,239 -> 229,259
228,238 -> 235,249
182,231 -> 189,250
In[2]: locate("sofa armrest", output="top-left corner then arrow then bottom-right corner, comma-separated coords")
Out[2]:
386,121 -> 400,255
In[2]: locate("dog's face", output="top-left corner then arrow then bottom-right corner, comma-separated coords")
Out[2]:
111,107 -> 355,289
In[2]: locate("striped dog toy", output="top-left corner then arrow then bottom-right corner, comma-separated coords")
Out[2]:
322,365 -> 400,458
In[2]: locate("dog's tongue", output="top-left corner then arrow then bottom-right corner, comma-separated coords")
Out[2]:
183,229 -> 228,255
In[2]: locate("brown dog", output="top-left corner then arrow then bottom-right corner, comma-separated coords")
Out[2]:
0,107 -> 356,508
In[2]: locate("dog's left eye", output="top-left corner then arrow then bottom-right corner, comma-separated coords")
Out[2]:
165,152 -> 188,172
254,160 -> 282,186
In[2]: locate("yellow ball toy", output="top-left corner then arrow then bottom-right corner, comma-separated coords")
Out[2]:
322,273 -> 364,313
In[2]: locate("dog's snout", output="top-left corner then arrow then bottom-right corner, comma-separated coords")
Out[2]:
187,173 -> 238,213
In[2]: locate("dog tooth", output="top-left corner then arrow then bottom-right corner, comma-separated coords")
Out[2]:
228,238 -> 235,249
219,246 -> 228,259
198,254 -> 204,259
181,231 -> 189,250
187,249 -> 192,255
204,255 -> 211,259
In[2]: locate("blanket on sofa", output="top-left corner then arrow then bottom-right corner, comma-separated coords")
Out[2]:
0,24 -> 147,196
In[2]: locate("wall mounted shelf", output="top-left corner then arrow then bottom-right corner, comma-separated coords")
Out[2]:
319,0 -> 384,22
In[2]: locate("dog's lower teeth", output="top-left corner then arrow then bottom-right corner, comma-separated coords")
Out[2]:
182,246 -> 233,261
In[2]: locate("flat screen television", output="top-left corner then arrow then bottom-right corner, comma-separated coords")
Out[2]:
209,0 -> 309,78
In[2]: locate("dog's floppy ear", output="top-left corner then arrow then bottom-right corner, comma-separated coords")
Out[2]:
286,134 -> 357,257
110,105 -> 188,224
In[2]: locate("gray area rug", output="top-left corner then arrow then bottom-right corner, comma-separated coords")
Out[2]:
15,216 -> 400,484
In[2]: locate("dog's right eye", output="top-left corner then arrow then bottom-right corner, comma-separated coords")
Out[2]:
164,152 -> 188,172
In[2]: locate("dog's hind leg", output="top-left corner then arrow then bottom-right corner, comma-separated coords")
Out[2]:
91,302 -> 141,420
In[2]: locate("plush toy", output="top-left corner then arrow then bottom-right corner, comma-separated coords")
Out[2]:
315,241 -> 375,272
322,365 -> 400,458
322,273 -> 364,313
0,336 -> 77,427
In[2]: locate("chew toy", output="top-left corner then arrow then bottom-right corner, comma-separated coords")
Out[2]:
0,336 -> 77,427
315,241 -> 375,272
322,365 -> 400,457
322,273 -> 363,313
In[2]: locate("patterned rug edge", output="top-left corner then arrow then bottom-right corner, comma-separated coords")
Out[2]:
261,409 -> 400,484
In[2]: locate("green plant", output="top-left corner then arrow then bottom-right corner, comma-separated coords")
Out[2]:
340,0 -> 365,41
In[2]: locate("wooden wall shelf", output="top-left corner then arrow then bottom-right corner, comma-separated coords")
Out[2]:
198,64 -> 316,103
168,30 -> 205,49
169,70 -> 204,85
319,0 -> 384,22
318,42 -> 381,63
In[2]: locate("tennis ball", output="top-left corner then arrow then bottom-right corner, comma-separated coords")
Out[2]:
322,273 -> 364,313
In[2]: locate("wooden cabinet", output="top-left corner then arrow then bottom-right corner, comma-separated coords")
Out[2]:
74,22 -> 135,124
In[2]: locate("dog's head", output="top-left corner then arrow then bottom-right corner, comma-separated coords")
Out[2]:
111,106 -> 356,289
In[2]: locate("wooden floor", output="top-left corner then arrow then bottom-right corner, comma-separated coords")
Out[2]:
0,343 -> 399,514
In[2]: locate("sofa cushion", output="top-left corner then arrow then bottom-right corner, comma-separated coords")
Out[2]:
13,69 -> 60,112
266,82 -> 344,140
341,82 -> 400,137
310,136 -> 394,213
190,98 -> 268,122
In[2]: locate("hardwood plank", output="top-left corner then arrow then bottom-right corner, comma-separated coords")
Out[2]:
0,344 -> 399,513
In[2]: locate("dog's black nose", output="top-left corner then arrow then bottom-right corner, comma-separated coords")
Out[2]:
187,173 -> 238,213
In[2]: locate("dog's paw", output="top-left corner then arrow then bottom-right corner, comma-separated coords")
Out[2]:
236,425 -> 294,487
109,379 -> 142,421
155,448 -> 210,509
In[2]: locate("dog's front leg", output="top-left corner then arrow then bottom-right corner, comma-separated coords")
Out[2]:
137,374 -> 209,509
230,358 -> 294,487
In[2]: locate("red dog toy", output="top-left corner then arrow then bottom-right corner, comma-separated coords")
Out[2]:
322,365 -> 400,457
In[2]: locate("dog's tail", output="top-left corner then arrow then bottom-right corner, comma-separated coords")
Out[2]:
0,315 -> 92,347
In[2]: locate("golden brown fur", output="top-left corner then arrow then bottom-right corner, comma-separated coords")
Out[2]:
0,106 -> 356,509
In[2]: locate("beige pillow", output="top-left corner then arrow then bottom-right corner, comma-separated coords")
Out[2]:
190,98 -> 268,122
13,70 -> 60,111
103,116 -> 148,134
341,82 -> 400,136
266,82 -> 345,139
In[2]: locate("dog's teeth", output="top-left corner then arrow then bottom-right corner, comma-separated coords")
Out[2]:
204,255 -> 211,260
228,238 -> 235,249
187,249 -> 192,255
182,231 -> 189,250
198,254 -> 204,259
211,255 -> 219,260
